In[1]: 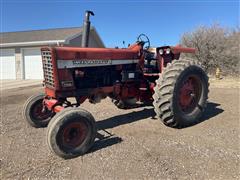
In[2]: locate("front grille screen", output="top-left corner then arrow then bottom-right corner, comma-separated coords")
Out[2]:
42,50 -> 54,87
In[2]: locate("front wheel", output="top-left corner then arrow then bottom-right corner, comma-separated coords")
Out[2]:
153,59 -> 209,128
23,93 -> 53,128
47,108 -> 96,159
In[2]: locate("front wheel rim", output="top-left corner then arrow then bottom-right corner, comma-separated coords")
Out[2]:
31,100 -> 52,121
60,121 -> 88,149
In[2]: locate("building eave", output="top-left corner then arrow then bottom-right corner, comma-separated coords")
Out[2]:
0,40 -> 65,48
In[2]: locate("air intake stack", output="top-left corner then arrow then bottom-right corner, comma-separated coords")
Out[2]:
81,10 -> 94,47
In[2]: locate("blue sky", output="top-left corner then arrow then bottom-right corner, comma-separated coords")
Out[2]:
1,0 -> 239,47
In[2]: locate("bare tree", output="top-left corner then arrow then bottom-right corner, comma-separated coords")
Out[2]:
180,24 -> 240,75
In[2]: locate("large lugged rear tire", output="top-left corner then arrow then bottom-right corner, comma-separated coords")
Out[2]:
23,93 -> 53,128
153,59 -> 209,128
47,108 -> 96,159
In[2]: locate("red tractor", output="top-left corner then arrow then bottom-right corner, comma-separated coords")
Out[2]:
23,11 -> 208,158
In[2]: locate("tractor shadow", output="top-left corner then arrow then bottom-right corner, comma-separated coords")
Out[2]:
199,102 -> 224,122
97,108 -> 155,130
89,108 -> 155,153
181,102 -> 224,129
89,102 -> 223,152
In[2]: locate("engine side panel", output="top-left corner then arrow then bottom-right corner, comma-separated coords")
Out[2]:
41,45 -> 152,102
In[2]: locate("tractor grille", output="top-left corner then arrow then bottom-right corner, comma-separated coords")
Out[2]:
42,50 -> 55,87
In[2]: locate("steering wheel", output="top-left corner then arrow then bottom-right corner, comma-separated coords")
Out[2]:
137,34 -> 150,50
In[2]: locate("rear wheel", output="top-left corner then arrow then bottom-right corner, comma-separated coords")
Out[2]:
47,108 -> 96,159
23,93 -> 53,128
153,59 -> 209,128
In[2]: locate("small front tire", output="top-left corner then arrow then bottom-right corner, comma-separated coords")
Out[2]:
23,93 -> 53,128
47,108 -> 96,159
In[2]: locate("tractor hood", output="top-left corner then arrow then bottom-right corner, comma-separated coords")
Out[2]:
43,43 -> 142,61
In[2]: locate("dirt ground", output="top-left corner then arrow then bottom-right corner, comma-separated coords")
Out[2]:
1,79 -> 239,179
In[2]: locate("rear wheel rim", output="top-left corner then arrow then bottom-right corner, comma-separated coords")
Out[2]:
178,75 -> 202,113
61,121 -> 88,149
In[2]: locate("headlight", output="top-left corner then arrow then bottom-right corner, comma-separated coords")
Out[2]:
159,49 -> 164,55
166,48 -> 171,54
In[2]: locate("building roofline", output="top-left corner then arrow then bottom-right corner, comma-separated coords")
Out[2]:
64,27 -> 105,47
91,27 -> 105,48
0,40 -> 65,47
0,26 -> 81,34
0,26 -> 105,48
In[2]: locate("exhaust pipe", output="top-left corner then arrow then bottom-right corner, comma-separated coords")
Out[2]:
81,10 -> 94,47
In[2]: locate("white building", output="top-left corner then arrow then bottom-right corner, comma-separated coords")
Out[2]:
0,27 -> 104,79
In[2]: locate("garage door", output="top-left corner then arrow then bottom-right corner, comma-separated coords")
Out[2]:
0,49 -> 16,79
23,48 -> 43,79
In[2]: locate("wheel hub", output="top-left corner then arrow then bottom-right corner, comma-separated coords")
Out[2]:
32,102 -> 51,120
179,76 -> 200,112
62,122 -> 88,148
